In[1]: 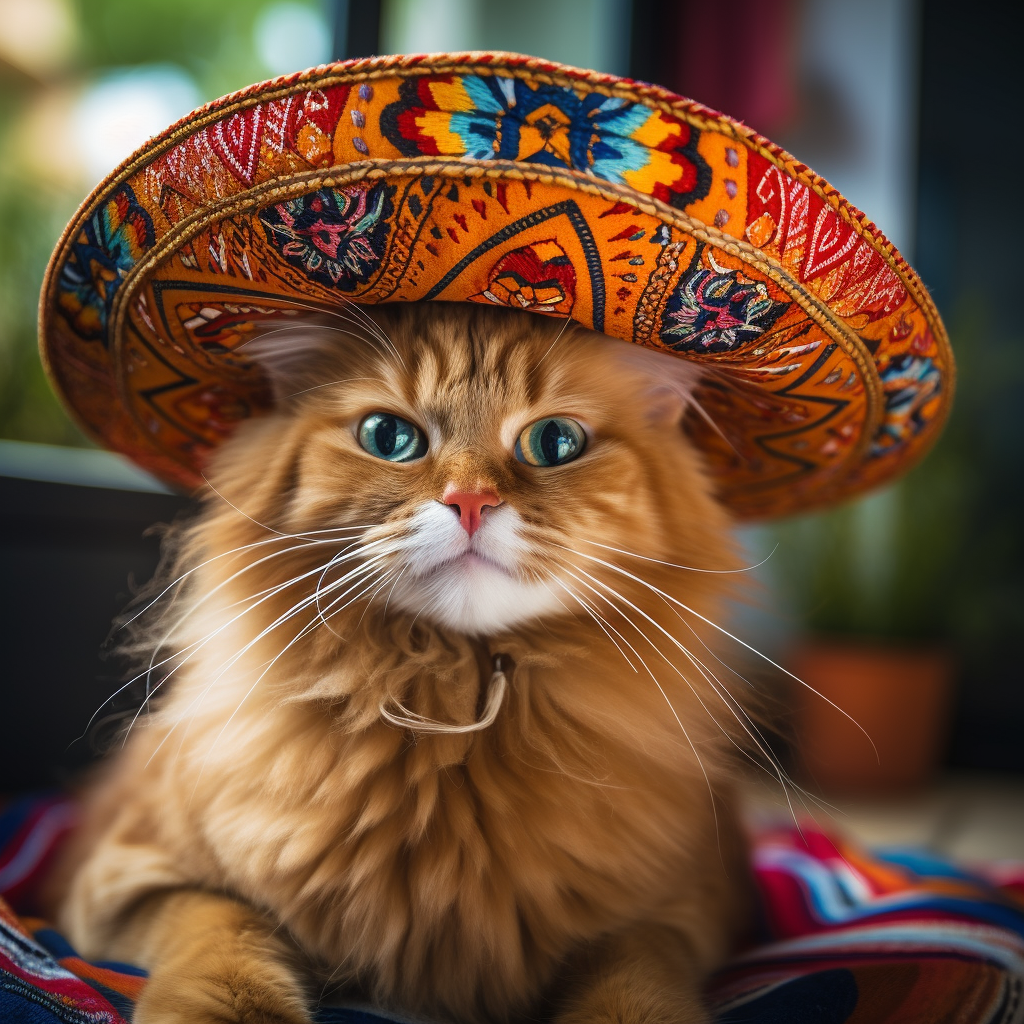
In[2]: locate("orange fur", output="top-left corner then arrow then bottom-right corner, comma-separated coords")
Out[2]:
57,304 -> 754,1023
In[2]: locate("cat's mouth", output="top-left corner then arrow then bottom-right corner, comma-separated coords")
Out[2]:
420,548 -> 517,579
385,501 -> 563,632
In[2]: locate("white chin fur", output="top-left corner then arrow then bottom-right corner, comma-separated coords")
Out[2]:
386,502 -> 565,634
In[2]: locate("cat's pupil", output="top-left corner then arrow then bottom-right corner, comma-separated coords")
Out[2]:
541,420 -> 576,463
358,412 -> 424,462
515,416 -> 585,467
375,416 -> 399,456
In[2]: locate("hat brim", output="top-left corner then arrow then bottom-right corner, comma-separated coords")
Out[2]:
39,53 -> 953,519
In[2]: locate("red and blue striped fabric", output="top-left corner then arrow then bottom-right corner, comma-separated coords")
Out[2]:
0,795 -> 77,916
2,796 -> 1023,1023
709,828 -> 1024,1021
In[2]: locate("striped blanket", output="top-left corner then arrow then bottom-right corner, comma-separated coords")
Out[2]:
2,795 -> 1023,1023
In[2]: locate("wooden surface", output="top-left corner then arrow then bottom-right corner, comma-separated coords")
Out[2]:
745,772 -> 1024,860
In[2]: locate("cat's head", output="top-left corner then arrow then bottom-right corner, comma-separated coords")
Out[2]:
203,302 -> 735,638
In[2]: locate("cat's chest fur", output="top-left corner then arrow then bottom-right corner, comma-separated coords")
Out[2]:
148,647 -> 722,1018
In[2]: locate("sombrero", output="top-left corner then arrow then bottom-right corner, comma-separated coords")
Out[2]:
39,53 -> 953,520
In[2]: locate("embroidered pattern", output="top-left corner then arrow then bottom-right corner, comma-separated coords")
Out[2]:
661,260 -> 788,353
471,241 -> 576,314
871,354 -> 942,457
259,182 -> 395,290
381,75 -> 712,210
56,185 -> 155,341
745,155 -> 907,323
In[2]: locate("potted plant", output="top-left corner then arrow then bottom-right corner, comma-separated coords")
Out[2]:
761,313 -> 986,795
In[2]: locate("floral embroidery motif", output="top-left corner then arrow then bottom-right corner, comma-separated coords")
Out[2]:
661,259 -> 788,353
259,182 -> 395,290
471,240 -> 576,314
381,75 -> 711,210
56,184 -> 155,341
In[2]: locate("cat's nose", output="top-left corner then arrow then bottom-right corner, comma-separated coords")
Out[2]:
443,488 -> 502,536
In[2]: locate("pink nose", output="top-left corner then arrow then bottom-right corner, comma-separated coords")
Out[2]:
443,488 -> 502,536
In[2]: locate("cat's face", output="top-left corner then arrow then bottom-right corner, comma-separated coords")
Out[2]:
219,303 -> 730,637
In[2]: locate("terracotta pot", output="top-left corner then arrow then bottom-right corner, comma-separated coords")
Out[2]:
791,641 -> 954,796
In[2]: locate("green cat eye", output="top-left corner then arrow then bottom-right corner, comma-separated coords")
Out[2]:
515,417 -> 587,467
357,413 -> 427,462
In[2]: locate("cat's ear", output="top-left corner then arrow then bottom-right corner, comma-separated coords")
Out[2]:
240,319 -> 340,405
615,344 -> 700,426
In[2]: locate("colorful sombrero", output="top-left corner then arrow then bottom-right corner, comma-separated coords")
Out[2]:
39,53 -> 953,519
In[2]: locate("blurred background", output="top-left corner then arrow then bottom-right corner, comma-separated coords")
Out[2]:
0,0 -> 1021,840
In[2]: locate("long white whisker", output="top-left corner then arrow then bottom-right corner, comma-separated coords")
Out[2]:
558,557 -> 830,824
232,300 -> 403,366
353,564 -> 403,629
649,598 -> 828,815
380,565 -> 408,620
140,535 -> 374,693
555,565 -> 720,824
234,323 -> 372,352
312,553 -> 395,637
647,591 -> 811,819
287,376 -> 390,397
211,555 -> 390,679
233,564 -> 398,711
536,309 -> 575,366
246,310 -> 402,369
201,476 -> 291,537
315,545 -> 370,637
144,557 -> 393,767
577,538 -> 778,575
338,297 -> 407,369
654,597 -> 802,771
123,540 -> 395,741
81,540 -> 362,743
118,527 -> 372,631
563,560 -> 804,818
123,553 -> 376,744
565,561 -> 801,794
137,542 -> 384,696
338,301 -> 400,351
558,545 -> 879,763
176,534 -> 372,623
563,559 -> 783,762
689,391 -> 741,456
547,577 -> 638,673
189,566 -> 397,795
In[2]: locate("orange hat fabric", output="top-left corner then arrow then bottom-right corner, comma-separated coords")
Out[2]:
39,53 -> 953,519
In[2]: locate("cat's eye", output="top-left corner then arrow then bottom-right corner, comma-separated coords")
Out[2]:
515,417 -> 587,467
357,413 -> 427,462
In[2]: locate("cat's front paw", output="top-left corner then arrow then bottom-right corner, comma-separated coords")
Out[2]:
133,950 -> 311,1024
554,984 -> 709,1024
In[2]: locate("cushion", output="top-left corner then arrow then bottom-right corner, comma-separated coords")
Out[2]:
2,795 -> 1022,1023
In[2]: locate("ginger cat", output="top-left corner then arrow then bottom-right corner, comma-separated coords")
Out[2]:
54,303 -> 753,1024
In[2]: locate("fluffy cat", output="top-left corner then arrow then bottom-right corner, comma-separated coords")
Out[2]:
52,302 -> 756,1024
